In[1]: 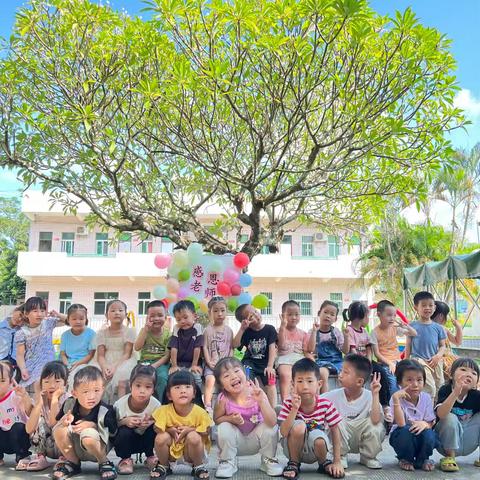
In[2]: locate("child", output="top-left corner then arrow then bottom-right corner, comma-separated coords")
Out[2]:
404,291 -> 446,399
389,359 -> 437,471
203,296 -> 233,413
435,357 -> 480,472
60,304 -> 96,387
25,361 -> 69,471
53,366 -> 117,480
151,370 -> 212,480
134,300 -> 171,401
96,299 -> 137,402
168,300 -> 204,389
233,304 -> 277,408
322,354 -> 385,469
308,301 -> 346,394
113,364 -> 161,474
213,357 -> 282,478
14,296 -> 66,388
0,304 -> 24,365
277,300 -> 310,402
0,361 -> 32,470
279,358 -> 344,479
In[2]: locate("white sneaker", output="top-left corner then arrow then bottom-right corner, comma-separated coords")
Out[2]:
260,457 -> 283,477
216,460 -> 237,478
360,456 -> 382,469
340,456 -> 348,469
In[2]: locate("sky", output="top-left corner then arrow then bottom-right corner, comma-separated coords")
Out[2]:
0,0 -> 479,196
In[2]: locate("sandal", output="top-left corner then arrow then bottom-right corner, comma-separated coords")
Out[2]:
145,456 -> 158,470
117,458 -> 133,475
150,462 -> 172,480
191,464 -> 209,479
422,459 -> 435,472
283,460 -> 300,479
51,460 -> 82,479
475,459 -> 480,467
27,454 -> 51,471
440,456 -> 459,472
15,457 -> 31,471
398,459 -> 414,471
99,460 -> 118,480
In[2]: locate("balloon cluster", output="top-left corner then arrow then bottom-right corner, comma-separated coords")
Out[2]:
152,243 -> 269,314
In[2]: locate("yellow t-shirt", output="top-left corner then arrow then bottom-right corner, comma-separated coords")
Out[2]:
152,403 -> 212,459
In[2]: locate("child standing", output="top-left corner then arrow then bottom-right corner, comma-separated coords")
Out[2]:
113,364 -> 161,474
404,291 -> 446,399
0,305 -> 24,365
213,357 -> 282,478
53,366 -> 118,480
389,359 -> 437,471
96,299 -> 137,402
322,354 -> 385,469
151,370 -> 212,480
233,304 -> 278,408
277,300 -> 309,402
279,358 -> 344,479
435,357 -> 480,472
25,361 -> 69,471
134,300 -> 171,401
203,297 -> 233,413
308,301 -> 346,394
14,296 -> 66,388
168,300 -> 204,389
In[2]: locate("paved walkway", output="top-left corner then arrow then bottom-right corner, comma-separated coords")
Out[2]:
1,442 -> 479,480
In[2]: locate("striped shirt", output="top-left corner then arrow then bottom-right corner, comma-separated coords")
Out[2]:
278,395 -> 341,430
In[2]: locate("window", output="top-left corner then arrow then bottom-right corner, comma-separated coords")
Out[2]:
93,292 -> 118,315
328,235 -> 340,258
61,232 -> 75,255
239,234 -> 249,243
301,236 -> 314,257
329,293 -> 343,311
138,292 -> 151,315
161,237 -> 173,254
288,292 -> 312,316
35,291 -> 49,307
261,245 -> 271,254
118,233 -> 132,253
141,238 -> 153,253
280,235 -> 292,256
59,292 -> 72,314
96,233 -> 109,256
260,292 -> 272,315
39,232 -> 53,252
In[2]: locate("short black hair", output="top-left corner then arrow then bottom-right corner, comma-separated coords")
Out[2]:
130,364 -> 157,386
395,359 -> 426,384
66,304 -> 88,325
432,301 -> 450,320
164,370 -> 204,408
40,361 -> 68,385
213,357 -> 244,388
235,304 -> 250,322
413,291 -> 434,305
377,300 -> 395,313
24,296 -> 47,314
292,358 -> 321,380
343,353 -> 372,383
318,300 -> 339,316
172,300 -> 196,315
449,357 -> 480,385
146,300 -> 167,313
342,301 -> 368,323
73,365 -> 104,389
282,300 -> 300,313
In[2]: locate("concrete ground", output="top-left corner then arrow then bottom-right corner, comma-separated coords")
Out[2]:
1,441 -> 479,480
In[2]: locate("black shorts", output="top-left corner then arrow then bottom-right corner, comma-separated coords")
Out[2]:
242,360 -> 269,386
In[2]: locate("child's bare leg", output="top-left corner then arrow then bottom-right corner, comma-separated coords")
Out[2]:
320,367 -> 329,394
53,426 -> 80,466
204,375 -> 215,407
265,384 -> 277,409
82,437 -> 108,463
154,432 -> 172,465
314,437 -> 328,463
117,380 -> 127,399
183,431 -> 205,466
278,365 -> 292,402
287,422 -> 306,464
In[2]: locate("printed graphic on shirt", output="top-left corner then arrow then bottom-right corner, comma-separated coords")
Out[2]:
247,337 -> 267,359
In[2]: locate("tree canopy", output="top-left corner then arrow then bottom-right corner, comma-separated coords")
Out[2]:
0,0 -> 464,255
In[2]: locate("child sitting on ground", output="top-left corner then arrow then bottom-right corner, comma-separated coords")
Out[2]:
168,300 -> 204,389
25,361 -> 69,471
435,357 -> 480,472
53,366 -> 118,480
389,359 -> 437,472
277,300 -> 310,402
113,364 -> 161,474
134,300 -> 171,400
309,301 -> 346,394
404,291 -> 446,399
233,304 -> 278,408
213,357 -> 282,478
279,358 -> 344,479
322,354 -> 385,469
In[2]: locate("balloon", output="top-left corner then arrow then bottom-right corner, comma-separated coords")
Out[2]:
231,284 -> 242,296
167,264 -> 181,278
177,287 -> 189,299
187,243 -> 204,262
233,252 -> 250,269
223,268 -> 240,285
208,259 -> 224,273
168,303 -> 175,315
252,294 -> 269,310
227,297 -> 239,312
178,269 -> 191,282
154,253 -> 171,269
238,292 -> 252,306
238,273 -> 252,288
199,301 -> 208,314
186,296 -> 200,310
166,278 -> 180,293
217,282 -> 231,296
167,293 -> 177,303
172,250 -> 189,268
162,298 -> 170,307
153,285 -> 167,300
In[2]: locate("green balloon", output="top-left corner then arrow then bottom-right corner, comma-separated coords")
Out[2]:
252,294 -> 269,310
227,298 -> 239,312
186,296 -> 200,310
178,269 -> 191,282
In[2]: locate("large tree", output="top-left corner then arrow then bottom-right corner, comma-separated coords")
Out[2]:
0,0 -> 463,255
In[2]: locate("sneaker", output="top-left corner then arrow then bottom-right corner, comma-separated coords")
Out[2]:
216,460 -> 237,478
340,456 -> 348,469
360,456 -> 382,469
260,457 -> 283,477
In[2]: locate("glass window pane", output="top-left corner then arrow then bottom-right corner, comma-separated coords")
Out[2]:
96,233 -> 108,240
239,234 -> 249,243
39,232 -> 53,252
62,233 -> 75,240
302,236 -> 314,257
138,292 -> 151,300
288,292 -> 312,316
329,293 -> 343,311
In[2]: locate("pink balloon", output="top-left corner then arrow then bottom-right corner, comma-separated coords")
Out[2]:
177,287 -> 189,299
223,268 -> 240,285
166,278 -> 180,293
231,284 -> 242,296
154,253 -> 172,269
233,252 -> 250,269
217,282 -> 231,296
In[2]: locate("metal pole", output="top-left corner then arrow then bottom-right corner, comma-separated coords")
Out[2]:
452,277 -> 458,322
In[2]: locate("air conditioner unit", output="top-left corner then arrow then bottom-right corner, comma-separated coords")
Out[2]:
76,226 -> 88,235
314,233 -> 325,242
